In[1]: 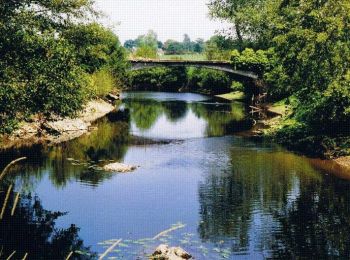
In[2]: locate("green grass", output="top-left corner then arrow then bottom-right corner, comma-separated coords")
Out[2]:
90,68 -> 116,97
159,53 -> 207,61
216,91 -> 246,101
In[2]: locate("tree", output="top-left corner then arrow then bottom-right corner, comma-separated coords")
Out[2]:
193,38 -> 205,53
0,0 -> 127,133
270,0 -> 350,134
0,0 -> 95,130
207,0 -> 273,50
163,40 -> 184,55
204,35 -> 235,60
183,34 -> 192,52
134,30 -> 158,58
124,39 -> 136,50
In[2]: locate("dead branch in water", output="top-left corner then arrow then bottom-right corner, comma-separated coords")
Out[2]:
153,223 -> 186,240
11,192 -> 20,216
0,157 -> 27,183
98,239 -> 122,259
0,185 -> 12,219
6,250 -> 16,260
65,251 -> 73,260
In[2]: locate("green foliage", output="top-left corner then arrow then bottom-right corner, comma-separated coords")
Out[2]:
208,0 -> 272,50
163,40 -> 185,55
204,35 -> 237,60
0,0 -> 127,134
231,81 -> 244,92
128,67 -> 233,95
231,48 -> 270,75
135,45 -> 158,59
187,68 -> 232,95
269,0 -> 350,147
90,68 -> 117,97
133,30 -> 159,59
25,36 -> 90,116
210,0 -> 350,156
63,23 -> 125,73
129,67 -> 187,92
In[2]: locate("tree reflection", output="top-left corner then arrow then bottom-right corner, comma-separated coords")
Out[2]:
197,144 -> 336,256
0,185 -> 95,259
125,100 -> 163,130
162,101 -> 188,122
272,177 -> 350,258
46,118 -> 131,187
191,102 -> 251,136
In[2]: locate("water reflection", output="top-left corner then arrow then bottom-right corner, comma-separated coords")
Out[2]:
0,92 -> 350,259
1,118 -> 131,190
122,92 -> 251,139
0,184 -> 95,259
198,139 -> 350,258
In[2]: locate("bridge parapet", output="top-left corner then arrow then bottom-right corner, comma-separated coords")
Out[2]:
129,59 -> 258,79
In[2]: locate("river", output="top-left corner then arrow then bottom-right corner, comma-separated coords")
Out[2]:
0,91 -> 350,259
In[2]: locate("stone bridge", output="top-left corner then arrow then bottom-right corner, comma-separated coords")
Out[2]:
129,59 -> 259,79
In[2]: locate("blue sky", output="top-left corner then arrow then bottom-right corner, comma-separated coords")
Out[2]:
95,0 -> 229,43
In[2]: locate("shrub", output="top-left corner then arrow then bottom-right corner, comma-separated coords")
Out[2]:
90,68 -> 117,97
231,81 -> 244,92
187,68 -> 231,95
129,67 -> 186,92
231,48 -> 270,75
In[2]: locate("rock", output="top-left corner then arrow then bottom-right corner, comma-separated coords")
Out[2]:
103,162 -> 137,173
106,93 -> 120,102
151,244 -> 192,260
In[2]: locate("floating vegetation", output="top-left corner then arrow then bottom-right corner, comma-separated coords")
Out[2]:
153,222 -> 186,240
98,239 -> 122,260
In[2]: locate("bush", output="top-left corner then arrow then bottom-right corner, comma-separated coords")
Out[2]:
23,36 -> 89,117
90,68 -> 117,97
231,48 -> 270,75
0,85 -> 22,134
296,74 -> 350,135
231,81 -> 244,92
187,68 -> 231,95
129,67 -> 186,92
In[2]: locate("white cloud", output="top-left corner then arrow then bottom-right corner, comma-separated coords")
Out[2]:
94,0 -> 229,43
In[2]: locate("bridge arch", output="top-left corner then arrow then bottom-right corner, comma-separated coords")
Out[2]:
129,60 -> 259,80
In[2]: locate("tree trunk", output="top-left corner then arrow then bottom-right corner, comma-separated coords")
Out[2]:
235,21 -> 244,51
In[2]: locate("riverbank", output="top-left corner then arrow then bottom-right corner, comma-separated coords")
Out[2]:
0,99 -> 116,150
260,105 -> 350,173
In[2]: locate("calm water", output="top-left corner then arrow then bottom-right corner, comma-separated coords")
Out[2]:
1,92 -> 350,259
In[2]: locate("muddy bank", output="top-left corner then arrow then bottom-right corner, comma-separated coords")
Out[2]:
0,99 -> 116,150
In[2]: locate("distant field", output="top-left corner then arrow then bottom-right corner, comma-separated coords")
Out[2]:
158,53 -> 207,61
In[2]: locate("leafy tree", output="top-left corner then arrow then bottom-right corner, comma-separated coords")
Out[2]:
193,38 -> 205,53
63,23 -> 125,73
183,34 -> 192,52
124,39 -> 136,50
0,0 -> 127,133
208,0 -> 263,49
134,30 -> 159,58
205,35 -> 236,60
271,0 -> 350,136
163,40 -> 184,55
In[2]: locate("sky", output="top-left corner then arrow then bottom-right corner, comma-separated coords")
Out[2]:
94,0 -> 230,44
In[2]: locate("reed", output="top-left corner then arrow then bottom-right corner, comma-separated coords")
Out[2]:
98,239 -> 122,259
65,251 -> 73,260
11,192 -> 20,216
0,157 -> 27,183
152,223 -> 186,240
6,250 -> 16,260
0,185 -> 12,219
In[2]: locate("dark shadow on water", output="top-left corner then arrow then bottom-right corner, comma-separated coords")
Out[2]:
0,184 -> 96,259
